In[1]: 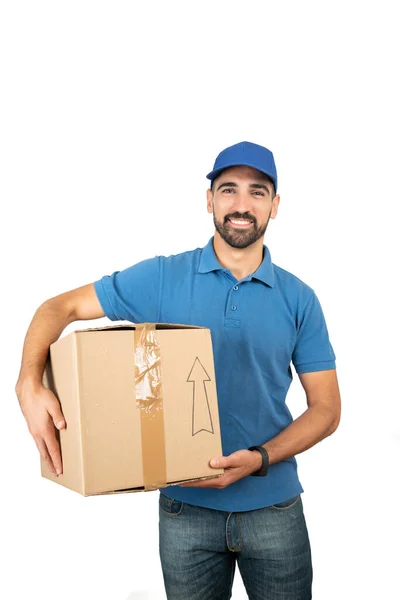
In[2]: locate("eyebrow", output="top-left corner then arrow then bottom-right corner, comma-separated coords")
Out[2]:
216,181 -> 271,194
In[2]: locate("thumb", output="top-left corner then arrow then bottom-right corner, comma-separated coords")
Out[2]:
209,456 -> 231,469
47,405 -> 66,430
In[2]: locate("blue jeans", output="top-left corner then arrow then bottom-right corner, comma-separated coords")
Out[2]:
159,493 -> 312,599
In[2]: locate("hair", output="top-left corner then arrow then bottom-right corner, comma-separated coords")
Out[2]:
211,172 -> 276,198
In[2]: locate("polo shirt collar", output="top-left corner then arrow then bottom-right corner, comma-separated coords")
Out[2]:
198,236 -> 275,287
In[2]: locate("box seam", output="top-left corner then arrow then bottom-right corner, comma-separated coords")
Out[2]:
73,332 -> 86,495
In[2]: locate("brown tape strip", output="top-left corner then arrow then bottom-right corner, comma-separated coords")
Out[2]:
134,324 -> 167,491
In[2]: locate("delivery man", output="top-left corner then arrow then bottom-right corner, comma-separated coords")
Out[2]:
15,141 -> 341,600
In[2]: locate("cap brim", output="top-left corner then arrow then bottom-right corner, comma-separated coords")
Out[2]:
206,162 -> 277,190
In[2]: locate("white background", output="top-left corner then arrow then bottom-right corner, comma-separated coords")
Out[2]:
1,1 -> 399,598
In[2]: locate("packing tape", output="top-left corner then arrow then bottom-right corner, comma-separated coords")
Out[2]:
134,324 -> 167,491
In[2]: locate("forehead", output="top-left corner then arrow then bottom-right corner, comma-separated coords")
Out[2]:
215,165 -> 271,185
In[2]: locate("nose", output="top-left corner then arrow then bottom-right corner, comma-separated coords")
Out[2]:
230,191 -> 253,214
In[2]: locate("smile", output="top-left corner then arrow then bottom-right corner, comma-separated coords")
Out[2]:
228,219 -> 254,228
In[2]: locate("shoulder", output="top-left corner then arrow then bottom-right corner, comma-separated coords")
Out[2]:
273,263 -> 313,293
124,246 -> 201,273
157,245 -> 203,269
272,263 -> 316,308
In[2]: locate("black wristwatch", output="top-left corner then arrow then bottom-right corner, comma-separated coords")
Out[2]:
248,445 -> 269,477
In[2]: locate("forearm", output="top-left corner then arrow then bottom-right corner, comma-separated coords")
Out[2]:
262,405 -> 339,466
15,299 -> 74,390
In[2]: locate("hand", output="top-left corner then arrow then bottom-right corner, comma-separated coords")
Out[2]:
16,379 -> 66,476
179,449 -> 262,489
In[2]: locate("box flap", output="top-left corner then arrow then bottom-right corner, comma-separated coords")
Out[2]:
76,322 -> 206,333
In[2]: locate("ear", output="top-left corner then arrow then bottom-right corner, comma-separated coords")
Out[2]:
270,194 -> 280,219
206,188 -> 214,214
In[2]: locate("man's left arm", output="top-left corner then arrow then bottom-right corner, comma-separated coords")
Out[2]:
260,368 -> 341,467
180,369 -> 341,488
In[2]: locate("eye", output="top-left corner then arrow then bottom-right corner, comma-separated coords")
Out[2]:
252,190 -> 264,196
222,188 -> 235,194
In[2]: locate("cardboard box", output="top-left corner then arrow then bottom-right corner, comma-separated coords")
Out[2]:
41,323 -> 224,496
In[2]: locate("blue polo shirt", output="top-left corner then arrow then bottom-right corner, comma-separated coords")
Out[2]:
93,236 -> 336,512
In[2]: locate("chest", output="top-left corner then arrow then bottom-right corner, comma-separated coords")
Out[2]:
159,272 -> 297,365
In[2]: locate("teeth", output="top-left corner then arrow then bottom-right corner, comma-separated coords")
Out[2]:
230,219 -> 251,224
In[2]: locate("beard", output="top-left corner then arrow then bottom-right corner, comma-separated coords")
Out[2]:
213,210 -> 270,249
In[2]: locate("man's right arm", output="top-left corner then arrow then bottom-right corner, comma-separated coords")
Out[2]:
15,283 -> 105,476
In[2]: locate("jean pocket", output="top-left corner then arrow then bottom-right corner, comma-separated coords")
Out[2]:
159,493 -> 184,516
270,494 -> 301,510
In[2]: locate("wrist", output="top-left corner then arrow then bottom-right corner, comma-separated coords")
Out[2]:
249,448 -> 263,473
15,375 -> 43,396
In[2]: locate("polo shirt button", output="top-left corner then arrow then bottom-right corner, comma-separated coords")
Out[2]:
231,305 -> 237,311
233,286 -> 239,291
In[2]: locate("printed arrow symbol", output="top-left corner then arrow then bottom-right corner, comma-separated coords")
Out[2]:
187,357 -> 214,436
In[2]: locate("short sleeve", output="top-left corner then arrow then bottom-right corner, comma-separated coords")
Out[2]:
93,256 -> 160,322
292,290 -> 336,374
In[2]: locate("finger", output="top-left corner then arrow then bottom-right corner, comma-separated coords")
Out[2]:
34,436 -> 58,475
43,431 -> 63,475
180,475 -> 225,488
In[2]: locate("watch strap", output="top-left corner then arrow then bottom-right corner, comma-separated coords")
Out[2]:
248,445 -> 269,477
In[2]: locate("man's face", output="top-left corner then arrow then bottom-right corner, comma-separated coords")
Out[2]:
206,165 -> 280,249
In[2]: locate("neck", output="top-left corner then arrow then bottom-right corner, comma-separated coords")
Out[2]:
212,231 -> 265,281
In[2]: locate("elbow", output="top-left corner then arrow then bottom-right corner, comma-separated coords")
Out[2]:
328,390 -> 341,435
328,412 -> 341,435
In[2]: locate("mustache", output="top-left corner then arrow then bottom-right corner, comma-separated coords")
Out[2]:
224,213 -> 256,223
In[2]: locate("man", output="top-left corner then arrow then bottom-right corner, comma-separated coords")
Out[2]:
16,141 -> 341,600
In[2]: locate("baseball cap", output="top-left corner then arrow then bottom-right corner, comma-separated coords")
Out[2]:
206,141 -> 278,192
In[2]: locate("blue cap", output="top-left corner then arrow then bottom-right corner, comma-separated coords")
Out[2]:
206,141 -> 278,192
